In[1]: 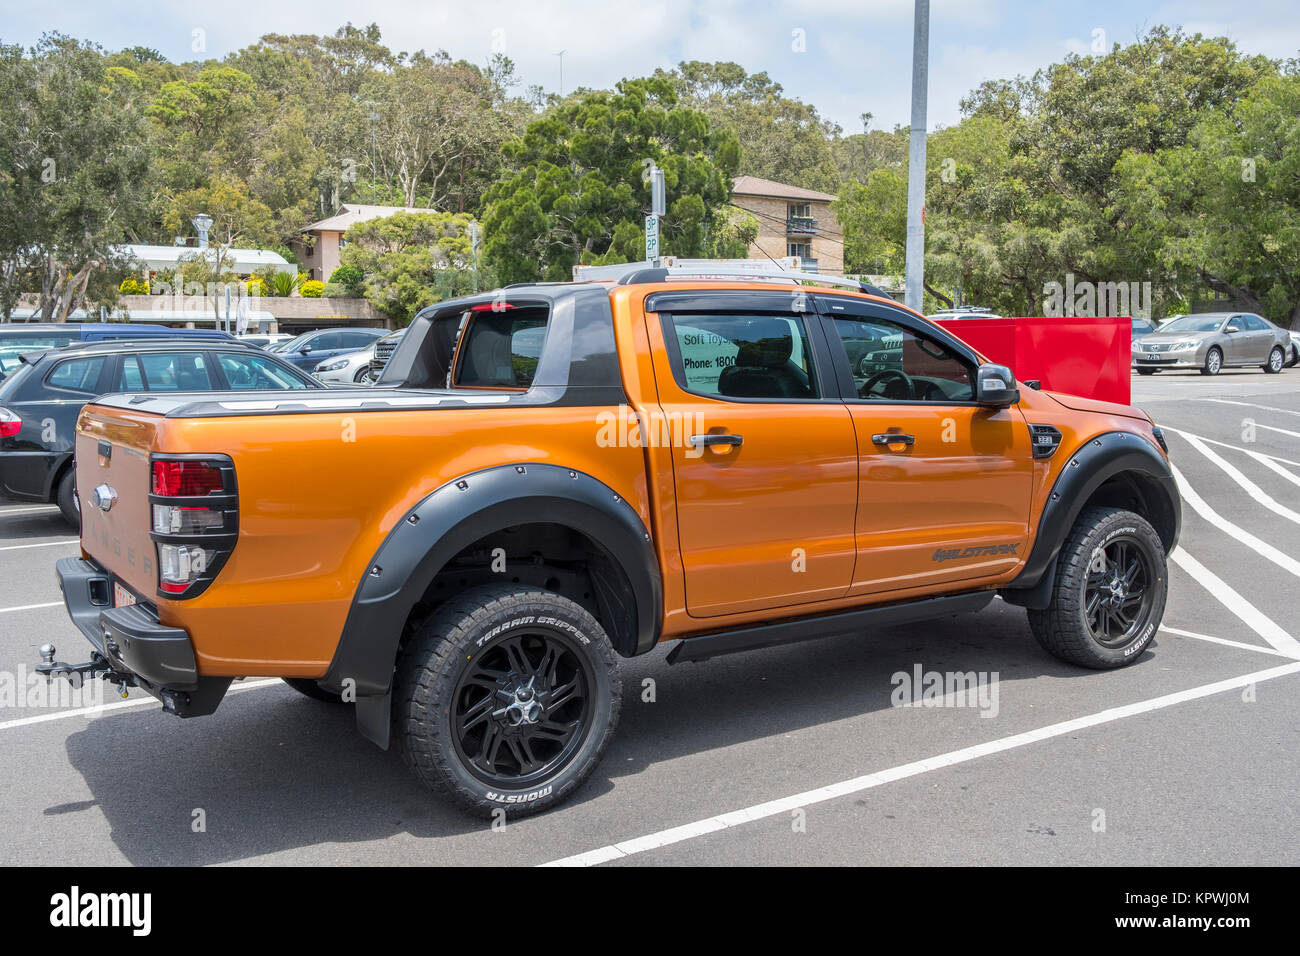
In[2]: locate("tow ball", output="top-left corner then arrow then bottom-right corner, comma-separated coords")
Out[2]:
35,644 -> 134,699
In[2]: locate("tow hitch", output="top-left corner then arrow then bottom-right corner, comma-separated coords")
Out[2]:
35,644 -> 135,699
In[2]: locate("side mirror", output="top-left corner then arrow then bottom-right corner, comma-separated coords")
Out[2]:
976,363 -> 1020,407
1225,325 -> 1239,334
301,345 -> 312,353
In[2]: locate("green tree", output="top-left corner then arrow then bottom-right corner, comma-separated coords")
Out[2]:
339,211 -> 479,321
482,76 -> 742,283
0,34 -> 153,319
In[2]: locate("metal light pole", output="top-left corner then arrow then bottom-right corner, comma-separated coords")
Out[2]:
904,0 -> 930,312
555,50 -> 566,98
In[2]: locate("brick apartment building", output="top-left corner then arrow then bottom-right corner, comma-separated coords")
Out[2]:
730,176 -> 844,275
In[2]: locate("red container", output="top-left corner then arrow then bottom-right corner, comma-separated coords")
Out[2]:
935,315 -> 1131,406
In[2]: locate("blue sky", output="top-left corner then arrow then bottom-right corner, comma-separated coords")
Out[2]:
2,0 -> 1298,131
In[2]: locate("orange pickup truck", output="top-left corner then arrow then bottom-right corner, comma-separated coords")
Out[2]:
42,264 -> 1180,815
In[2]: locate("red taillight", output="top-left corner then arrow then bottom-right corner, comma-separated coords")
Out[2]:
0,407 -> 20,438
152,460 -> 224,497
469,302 -> 515,312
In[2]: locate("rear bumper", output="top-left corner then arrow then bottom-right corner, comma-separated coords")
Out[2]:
55,556 -> 228,716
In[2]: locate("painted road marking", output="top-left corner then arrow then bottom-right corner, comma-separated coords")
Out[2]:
1169,547 -> 1300,657
0,540 -> 78,552
0,678 -> 281,732
1172,432 -> 1300,470
0,601 -> 62,615
1160,625 -> 1294,658
1171,464 -> 1300,579
539,660 -> 1300,866
1168,429 -> 1300,525
1203,398 -> 1300,418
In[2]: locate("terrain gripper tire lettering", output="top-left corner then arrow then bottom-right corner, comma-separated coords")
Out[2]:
1027,506 -> 1167,670
394,584 -> 621,817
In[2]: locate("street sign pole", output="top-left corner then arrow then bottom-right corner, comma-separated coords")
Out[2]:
904,0 -> 930,313
646,164 -> 666,261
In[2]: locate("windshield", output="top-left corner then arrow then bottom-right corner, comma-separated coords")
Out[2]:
1159,315 -> 1226,334
275,332 -> 313,353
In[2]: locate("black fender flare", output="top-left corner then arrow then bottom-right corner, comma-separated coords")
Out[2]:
321,463 -> 662,735
1001,430 -> 1180,608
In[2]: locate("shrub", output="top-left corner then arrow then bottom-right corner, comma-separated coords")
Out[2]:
300,279 -> 325,298
269,270 -> 300,297
321,281 -> 350,298
328,264 -> 365,295
119,277 -> 150,295
244,278 -> 265,297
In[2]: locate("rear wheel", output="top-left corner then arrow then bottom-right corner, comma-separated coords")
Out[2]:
1027,507 -> 1167,669
1264,346 -> 1284,374
1201,347 -> 1222,375
395,584 -> 620,817
56,470 -> 78,528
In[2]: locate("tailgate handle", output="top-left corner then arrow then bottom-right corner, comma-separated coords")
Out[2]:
97,440 -> 111,461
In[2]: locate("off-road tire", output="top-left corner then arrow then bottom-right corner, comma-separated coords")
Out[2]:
1201,347 -> 1223,376
1028,507 -> 1167,669
1264,346 -> 1284,374
56,469 -> 78,527
395,584 -> 620,817
282,678 -> 345,702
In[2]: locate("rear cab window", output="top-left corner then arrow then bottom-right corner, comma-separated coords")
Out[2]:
451,306 -> 550,390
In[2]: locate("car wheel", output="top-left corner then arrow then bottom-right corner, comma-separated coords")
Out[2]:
1136,368 -> 1156,376
1264,346 -> 1284,374
282,678 -> 345,703
1201,347 -> 1222,376
353,367 -> 370,383
1027,506 -> 1167,669
395,583 -> 621,817
56,469 -> 79,528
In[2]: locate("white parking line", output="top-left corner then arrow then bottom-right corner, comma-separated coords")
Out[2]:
0,678 -> 281,732
1174,433 -> 1300,469
539,660 -> 1300,866
0,601 -> 61,614
1254,422 -> 1300,440
1167,429 -> 1300,525
1171,464 -> 1300,579
1169,547 -> 1300,657
1204,398 -> 1300,418
1160,625 -> 1294,658
0,539 -> 78,552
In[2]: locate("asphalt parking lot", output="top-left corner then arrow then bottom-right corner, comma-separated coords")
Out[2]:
1,367 -> 1297,866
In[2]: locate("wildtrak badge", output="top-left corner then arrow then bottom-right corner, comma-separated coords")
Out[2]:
932,543 -> 1021,562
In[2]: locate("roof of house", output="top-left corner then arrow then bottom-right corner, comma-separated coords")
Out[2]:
122,244 -> 295,274
731,176 -> 837,203
301,204 -> 436,233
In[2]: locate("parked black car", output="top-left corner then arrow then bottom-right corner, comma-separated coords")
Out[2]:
0,340 -> 323,525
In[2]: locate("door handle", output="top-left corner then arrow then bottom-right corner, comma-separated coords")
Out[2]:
689,433 -> 743,447
872,433 -> 915,446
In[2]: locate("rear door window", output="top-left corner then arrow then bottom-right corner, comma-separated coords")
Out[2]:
45,356 -> 108,395
666,313 -> 819,400
137,352 -> 213,391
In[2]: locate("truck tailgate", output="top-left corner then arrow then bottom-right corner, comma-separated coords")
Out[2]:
75,403 -> 162,601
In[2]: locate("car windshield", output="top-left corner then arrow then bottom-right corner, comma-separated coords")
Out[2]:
275,332 -> 313,352
1159,315 -> 1226,334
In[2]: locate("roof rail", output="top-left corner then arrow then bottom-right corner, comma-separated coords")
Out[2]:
572,257 -> 895,299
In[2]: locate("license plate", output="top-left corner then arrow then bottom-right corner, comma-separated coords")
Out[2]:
114,583 -> 136,608
1147,352 -> 1159,358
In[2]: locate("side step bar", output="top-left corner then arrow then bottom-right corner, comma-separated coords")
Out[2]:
665,590 -> 995,664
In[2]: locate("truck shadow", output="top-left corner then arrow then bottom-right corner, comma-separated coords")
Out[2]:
60,598 -> 1145,864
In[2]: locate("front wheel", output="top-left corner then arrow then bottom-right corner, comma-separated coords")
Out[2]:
1201,347 -> 1222,375
1027,507 -> 1167,669
1264,346 -> 1284,374
395,584 -> 621,817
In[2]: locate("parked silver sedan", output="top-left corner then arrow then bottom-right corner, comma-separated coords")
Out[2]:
1132,312 -> 1291,376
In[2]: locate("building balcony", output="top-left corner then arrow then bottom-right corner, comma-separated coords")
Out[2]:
786,216 -> 819,236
